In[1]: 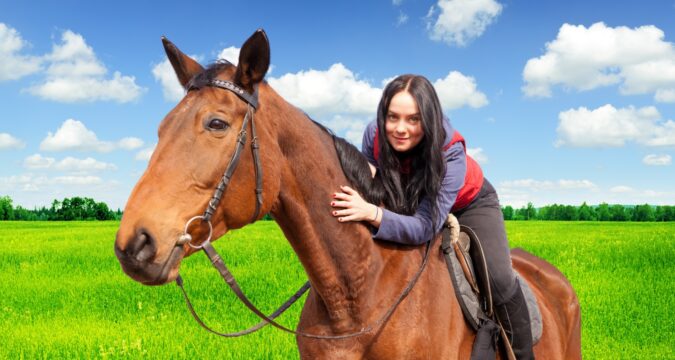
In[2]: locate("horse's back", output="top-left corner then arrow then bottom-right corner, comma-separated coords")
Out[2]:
511,248 -> 582,360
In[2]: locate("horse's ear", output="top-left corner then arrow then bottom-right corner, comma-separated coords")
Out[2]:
161,36 -> 204,89
235,29 -> 270,91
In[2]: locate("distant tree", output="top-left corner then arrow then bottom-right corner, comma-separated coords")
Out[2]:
664,206 -> 675,222
514,206 -> 526,220
502,205 -> 514,220
610,205 -> 628,221
560,205 -> 578,221
539,204 -> 561,220
0,196 -> 14,220
633,204 -> 655,222
596,203 -> 611,221
578,202 -> 595,221
526,202 -> 537,220
94,202 -> 113,220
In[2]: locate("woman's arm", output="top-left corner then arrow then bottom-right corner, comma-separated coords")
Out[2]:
331,142 -> 467,245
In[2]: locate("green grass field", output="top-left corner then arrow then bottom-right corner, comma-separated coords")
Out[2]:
1,221 -> 673,359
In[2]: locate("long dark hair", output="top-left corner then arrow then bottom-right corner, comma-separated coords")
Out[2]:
376,74 -> 446,226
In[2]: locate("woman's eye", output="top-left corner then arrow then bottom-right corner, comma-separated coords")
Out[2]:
207,119 -> 229,131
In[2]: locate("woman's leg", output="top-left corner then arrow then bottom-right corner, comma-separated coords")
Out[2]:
455,179 -> 534,359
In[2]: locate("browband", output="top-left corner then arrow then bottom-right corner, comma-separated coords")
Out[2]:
190,79 -> 259,110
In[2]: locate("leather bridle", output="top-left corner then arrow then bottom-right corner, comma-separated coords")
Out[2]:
173,77 -> 435,339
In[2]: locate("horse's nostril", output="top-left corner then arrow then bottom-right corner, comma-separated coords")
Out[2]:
134,231 -> 156,262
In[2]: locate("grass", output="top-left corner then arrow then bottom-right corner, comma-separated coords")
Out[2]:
0,221 -> 673,359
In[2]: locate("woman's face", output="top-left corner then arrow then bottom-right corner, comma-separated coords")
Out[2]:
385,91 -> 424,153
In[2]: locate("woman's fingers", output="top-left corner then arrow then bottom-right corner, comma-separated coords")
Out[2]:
330,200 -> 351,208
340,185 -> 357,195
332,208 -> 356,217
333,192 -> 350,201
338,213 -> 360,222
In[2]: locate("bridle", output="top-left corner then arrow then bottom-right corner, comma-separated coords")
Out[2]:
173,76 -> 435,339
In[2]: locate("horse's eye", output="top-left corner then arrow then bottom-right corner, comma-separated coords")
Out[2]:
207,119 -> 230,131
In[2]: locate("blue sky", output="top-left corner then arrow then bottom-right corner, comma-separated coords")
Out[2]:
1,0 -> 674,210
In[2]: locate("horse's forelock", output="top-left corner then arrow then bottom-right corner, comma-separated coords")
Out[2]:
186,61 -> 235,90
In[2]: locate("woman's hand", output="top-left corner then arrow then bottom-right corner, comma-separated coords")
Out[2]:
331,185 -> 381,224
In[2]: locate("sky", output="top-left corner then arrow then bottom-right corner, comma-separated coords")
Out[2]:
0,0 -> 674,210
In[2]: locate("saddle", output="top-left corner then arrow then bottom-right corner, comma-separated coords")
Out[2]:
441,214 -> 542,359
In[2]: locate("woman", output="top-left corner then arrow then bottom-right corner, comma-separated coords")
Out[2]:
330,74 -> 534,359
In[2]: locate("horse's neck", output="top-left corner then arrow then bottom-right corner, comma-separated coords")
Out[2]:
263,88 -> 384,330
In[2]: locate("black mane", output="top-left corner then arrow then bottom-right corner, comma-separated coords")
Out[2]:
311,120 -> 385,206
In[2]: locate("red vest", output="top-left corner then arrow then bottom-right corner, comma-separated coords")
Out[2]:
373,129 -> 484,211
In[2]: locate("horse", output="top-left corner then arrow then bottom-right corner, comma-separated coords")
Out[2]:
114,29 -> 581,359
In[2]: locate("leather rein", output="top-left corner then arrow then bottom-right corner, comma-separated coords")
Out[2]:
173,78 -> 435,339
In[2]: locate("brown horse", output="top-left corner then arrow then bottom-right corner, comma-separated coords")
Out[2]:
115,30 -> 581,359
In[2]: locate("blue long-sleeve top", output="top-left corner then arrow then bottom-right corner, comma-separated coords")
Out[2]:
361,118 -> 466,245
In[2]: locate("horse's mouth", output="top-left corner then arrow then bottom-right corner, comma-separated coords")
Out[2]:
116,244 -> 186,286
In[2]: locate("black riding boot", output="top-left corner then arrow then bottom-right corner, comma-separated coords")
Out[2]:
495,281 -> 535,360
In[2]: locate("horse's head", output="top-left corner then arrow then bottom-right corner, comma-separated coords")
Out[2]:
115,30 -> 281,285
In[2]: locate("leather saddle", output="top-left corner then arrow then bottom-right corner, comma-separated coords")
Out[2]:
441,214 -> 543,354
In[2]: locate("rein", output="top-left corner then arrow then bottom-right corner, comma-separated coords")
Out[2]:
174,78 -> 435,339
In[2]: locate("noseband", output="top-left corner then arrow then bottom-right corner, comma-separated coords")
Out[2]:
173,77 -> 435,340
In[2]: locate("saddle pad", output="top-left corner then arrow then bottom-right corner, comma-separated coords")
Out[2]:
445,249 -> 543,344
515,272 -> 543,344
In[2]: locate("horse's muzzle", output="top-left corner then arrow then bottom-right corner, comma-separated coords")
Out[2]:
114,229 -> 184,285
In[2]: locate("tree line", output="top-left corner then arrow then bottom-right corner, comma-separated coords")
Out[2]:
1,195 -> 673,222
0,195 -> 121,221
502,202 -> 675,221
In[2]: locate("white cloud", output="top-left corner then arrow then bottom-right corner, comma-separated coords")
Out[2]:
135,144 -> 156,161
323,115 -> 370,146
40,119 -> 144,153
500,179 -> 597,191
24,153 -> 117,172
497,180 -> 675,207
556,104 -> 675,148
268,63 -> 382,117
24,154 -> 55,169
26,30 -> 144,102
217,46 -> 240,65
0,132 -> 25,150
610,185 -> 634,193
0,23 -> 42,81
152,58 -> 185,102
643,154 -> 672,166
117,137 -> 144,150
397,12 -> 409,27
497,178 -> 598,207
433,71 -> 488,110
0,173 -> 129,209
55,157 -> 117,172
426,0 -> 503,47
393,0 -> 403,5
523,22 -> 675,102
53,175 -> 103,185
0,173 -> 103,192
467,147 -> 487,164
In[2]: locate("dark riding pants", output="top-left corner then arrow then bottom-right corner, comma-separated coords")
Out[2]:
454,179 -> 518,306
